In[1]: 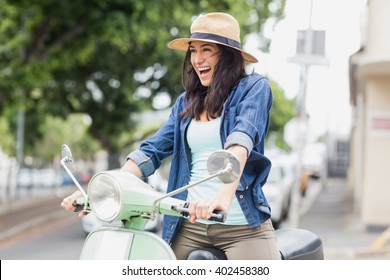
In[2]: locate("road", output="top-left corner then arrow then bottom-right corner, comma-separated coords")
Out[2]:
0,215 -> 84,260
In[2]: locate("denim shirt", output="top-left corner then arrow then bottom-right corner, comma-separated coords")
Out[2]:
127,72 -> 273,244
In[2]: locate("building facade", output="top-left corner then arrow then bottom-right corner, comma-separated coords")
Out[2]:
349,0 -> 390,228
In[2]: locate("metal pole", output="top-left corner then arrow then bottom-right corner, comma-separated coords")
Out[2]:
288,0 -> 314,228
14,90 -> 26,199
16,91 -> 25,167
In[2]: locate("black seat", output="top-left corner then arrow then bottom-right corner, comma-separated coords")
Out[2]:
276,228 -> 324,260
187,228 -> 324,260
187,247 -> 227,260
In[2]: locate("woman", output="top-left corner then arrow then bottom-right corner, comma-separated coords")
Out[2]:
62,12 -> 280,260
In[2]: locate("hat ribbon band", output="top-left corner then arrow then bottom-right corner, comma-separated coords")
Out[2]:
191,32 -> 240,49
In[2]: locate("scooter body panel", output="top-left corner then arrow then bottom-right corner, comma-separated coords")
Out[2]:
80,227 -> 176,260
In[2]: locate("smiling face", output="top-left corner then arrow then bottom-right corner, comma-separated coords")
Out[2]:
189,41 -> 220,87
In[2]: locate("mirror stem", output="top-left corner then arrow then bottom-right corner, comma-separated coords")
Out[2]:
60,157 -> 88,199
150,163 -> 233,220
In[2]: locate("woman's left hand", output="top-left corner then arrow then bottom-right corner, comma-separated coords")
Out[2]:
187,198 -> 228,223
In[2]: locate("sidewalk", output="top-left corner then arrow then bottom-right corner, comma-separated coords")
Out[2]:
296,177 -> 390,259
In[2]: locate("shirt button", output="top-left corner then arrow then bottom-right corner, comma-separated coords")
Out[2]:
239,195 -> 244,199
245,186 -> 249,190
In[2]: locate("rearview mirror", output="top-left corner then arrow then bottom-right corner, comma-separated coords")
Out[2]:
207,150 -> 240,183
61,144 -> 88,199
61,144 -> 75,171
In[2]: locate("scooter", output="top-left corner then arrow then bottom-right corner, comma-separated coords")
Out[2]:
60,144 -> 323,260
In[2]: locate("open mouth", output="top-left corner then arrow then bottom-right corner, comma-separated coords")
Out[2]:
198,66 -> 211,76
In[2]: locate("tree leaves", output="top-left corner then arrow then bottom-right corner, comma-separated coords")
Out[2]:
0,0 -> 287,163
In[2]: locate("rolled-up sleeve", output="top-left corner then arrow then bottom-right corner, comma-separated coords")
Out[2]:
224,131 -> 253,155
225,75 -> 273,155
126,149 -> 155,178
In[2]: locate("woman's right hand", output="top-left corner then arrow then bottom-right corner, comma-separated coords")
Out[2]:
61,190 -> 88,217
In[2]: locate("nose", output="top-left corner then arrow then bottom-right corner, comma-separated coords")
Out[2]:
192,52 -> 205,64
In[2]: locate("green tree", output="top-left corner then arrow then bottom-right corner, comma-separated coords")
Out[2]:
0,117 -> 14,153
0,0 -> 286,165
268,80 -> 295,150
32,114 -> 101,167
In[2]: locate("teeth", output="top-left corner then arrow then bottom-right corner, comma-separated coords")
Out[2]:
198,67 -> 210,71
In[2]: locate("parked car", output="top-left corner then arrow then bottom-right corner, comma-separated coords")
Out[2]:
17,168 -> 33,190
263,155 -> 296,228
17,168 -> 62,190
81,169 -> 168,234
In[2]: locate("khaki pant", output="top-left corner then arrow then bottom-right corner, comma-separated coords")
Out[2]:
171,219 -> 280,260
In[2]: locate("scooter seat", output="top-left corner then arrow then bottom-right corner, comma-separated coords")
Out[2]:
187,247 -> 227,260
276,228 -> 323,260
187,228 -> 324,260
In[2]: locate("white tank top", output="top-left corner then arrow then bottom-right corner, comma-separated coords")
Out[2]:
186,116 -> 247,225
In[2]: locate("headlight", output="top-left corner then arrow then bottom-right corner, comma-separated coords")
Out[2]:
88,173 -> 121,222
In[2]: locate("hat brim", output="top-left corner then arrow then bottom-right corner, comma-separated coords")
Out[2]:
168,38 -> 258,63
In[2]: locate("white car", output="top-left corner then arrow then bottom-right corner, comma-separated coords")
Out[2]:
81,170 -> 167,234
263,155 -> 296,228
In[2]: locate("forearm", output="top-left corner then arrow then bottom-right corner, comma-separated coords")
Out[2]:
216,144 -> 248,209
120,159 -> 142,178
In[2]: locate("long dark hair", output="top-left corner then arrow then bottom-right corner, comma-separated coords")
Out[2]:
180,44 -> 246,120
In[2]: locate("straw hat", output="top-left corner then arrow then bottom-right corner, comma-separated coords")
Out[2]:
168,12 -> 258,63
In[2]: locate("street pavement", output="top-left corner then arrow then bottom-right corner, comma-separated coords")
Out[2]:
292,177 -> 390,259
0,178 -> 389,259
0,187 -> 75,247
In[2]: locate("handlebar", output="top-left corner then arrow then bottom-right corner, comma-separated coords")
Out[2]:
73,197 -> 87,212
73,194 -> 226,223
172,203 -> 226,223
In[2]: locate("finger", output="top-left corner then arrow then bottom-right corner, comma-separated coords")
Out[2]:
62,198 -> 70,209
207,200 -> 224,220
206,206 -> 213,220
188,202 -> 196,216
189,215 -> 196,223
207,203 -> 219,220
62,197 -> 75,211
78,211 -> 88,218
195,202 -> 204,220
202,203 -> 212,220
188,202 -> 197,223
196,199 -> 210,220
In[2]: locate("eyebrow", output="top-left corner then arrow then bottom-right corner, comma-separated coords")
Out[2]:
189,43 -> 216,49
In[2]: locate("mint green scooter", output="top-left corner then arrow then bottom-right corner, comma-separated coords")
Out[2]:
60,144 -> 240,260
61,145 -> 324,260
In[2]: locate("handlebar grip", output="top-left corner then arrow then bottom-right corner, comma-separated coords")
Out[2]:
72,198 -> 85,212
208,209 -> 226,223
172,204 -> 226,223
